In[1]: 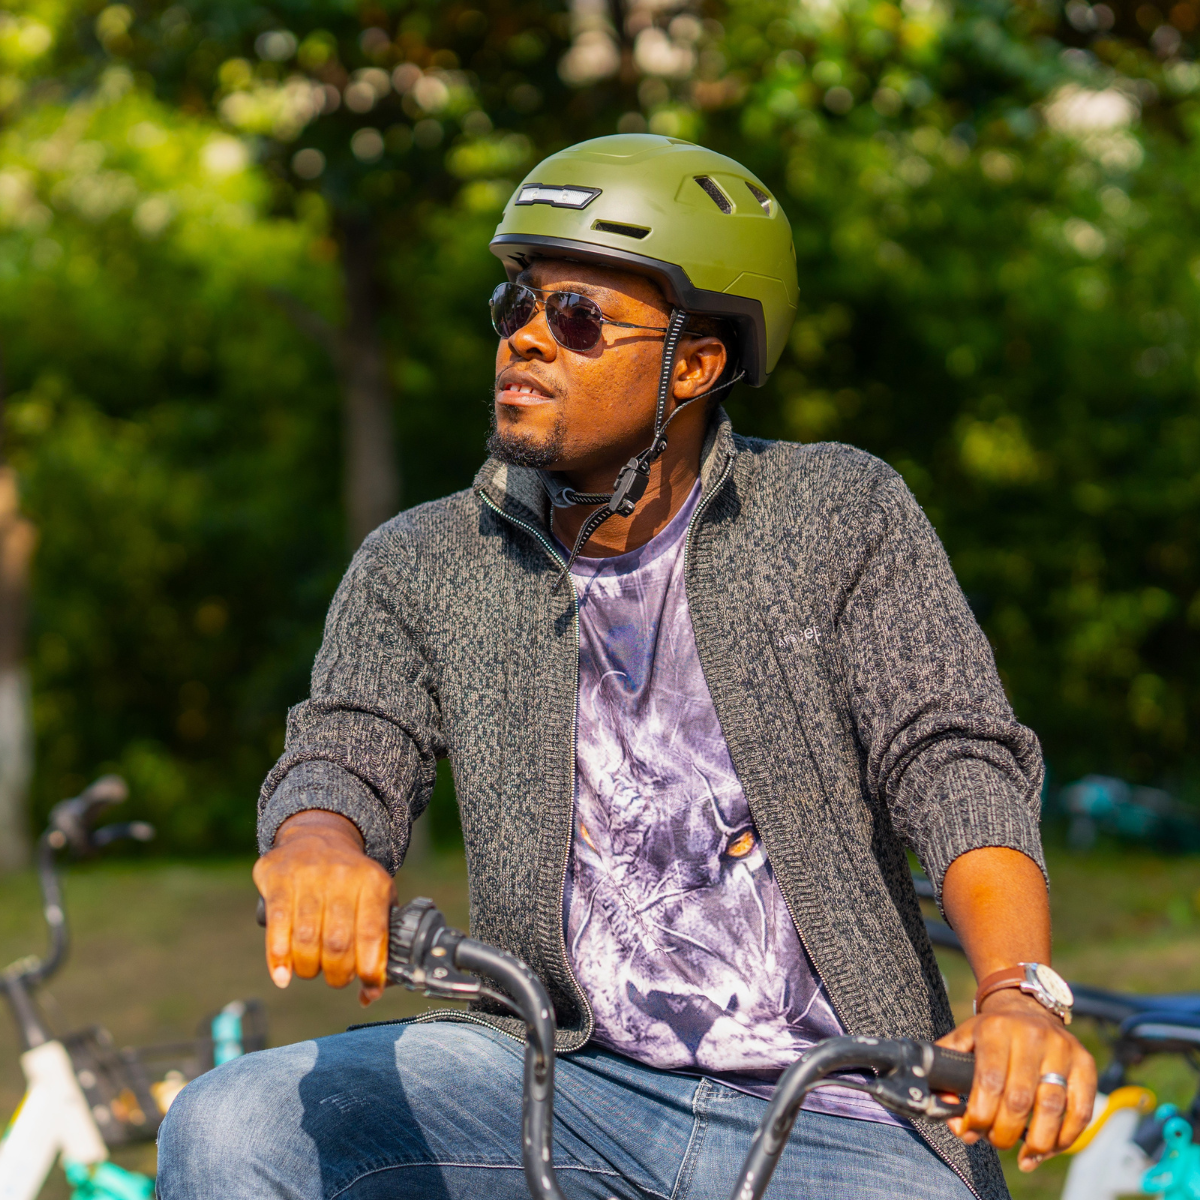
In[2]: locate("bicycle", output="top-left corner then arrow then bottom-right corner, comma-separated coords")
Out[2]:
0,777 -> 266,1200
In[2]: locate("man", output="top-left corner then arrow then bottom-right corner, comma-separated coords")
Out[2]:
159,135 -> 1095,1199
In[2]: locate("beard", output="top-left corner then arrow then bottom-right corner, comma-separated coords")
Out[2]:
486,404 -> 567,469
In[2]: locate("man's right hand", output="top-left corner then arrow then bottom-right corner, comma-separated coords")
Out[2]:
251,810 -> 394,1006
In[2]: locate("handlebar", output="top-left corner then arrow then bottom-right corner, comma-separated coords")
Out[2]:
256,897 -> 975,1200
730,1036 -> 975,1200
45,774 -> 130,856
390,902 -> 563,1200
256,896 -> 567,1200
32,776 -> 153,985
28,776 -> 153,988
3,776 -> 152,1050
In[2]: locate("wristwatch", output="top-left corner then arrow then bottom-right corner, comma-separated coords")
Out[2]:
973,963 -> 1074,1024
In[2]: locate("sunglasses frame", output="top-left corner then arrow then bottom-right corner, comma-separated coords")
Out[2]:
490,282 -> 668,352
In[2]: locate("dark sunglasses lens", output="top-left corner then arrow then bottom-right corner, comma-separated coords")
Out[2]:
490,284 -> 536,338
546,292 -> 603,351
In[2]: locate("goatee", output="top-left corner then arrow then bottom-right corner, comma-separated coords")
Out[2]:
486,407 -> 566,469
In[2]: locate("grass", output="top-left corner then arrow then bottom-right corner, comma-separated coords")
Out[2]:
5,842 -> 1200,1199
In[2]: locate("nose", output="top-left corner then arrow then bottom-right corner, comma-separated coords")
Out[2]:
508,306 -> 557,363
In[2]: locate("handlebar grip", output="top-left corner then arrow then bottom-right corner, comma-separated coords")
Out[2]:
91,821 -> 155,848
927,1046 -> 975,1096
81,774 -> 129,806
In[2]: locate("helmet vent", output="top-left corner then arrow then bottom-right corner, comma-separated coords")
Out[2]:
592,220 -> 650,240
694,176 -> 733,214
745,182 -> 772,215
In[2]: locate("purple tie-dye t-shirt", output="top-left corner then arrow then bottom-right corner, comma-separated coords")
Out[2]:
558,482 -> 897,1124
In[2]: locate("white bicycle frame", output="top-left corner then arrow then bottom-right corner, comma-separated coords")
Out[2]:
0,1040 -> 107,1200
1060,1087 -> 1157,1200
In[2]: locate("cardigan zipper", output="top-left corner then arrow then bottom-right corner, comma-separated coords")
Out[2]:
476,487 -> 596,1046
683,451 -> 862,1040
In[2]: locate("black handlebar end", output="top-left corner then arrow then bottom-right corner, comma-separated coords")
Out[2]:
927,1045 -> 976,1096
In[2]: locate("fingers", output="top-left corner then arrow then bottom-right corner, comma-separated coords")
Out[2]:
1018,1045 -> 1072,1164
252,857 -> 294,989
957,1016 -> 1011,1144
321,864 -> 393,989
942,1003 -> 1097,1170
989,1020 -> 1047,1150
252,813 -> 394,995
355,870 -> 393,990
1058,1044 -> 1099,1150
291,878 -> 324,980
320,874 -> 357,988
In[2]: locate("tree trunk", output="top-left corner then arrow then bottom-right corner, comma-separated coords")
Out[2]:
0,465 -> 35,870
337,215 -> 401,549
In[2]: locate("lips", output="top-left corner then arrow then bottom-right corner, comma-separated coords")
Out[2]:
497,378 -> 554,405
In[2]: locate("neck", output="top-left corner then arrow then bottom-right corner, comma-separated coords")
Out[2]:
550,419 -> 707,558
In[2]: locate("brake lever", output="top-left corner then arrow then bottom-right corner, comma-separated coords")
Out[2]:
855,1038 -> 970,1121
385,897 -> 487,1002
386,958 -> 485,1001
862,1069 -> 968,1121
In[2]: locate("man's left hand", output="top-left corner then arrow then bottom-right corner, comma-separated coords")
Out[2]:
937,990 -> 1097,1171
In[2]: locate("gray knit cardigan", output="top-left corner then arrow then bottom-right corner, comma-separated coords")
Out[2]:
259,411 -> 1044,1200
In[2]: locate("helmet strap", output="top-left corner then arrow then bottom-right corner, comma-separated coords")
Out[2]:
544,308 -> 745,589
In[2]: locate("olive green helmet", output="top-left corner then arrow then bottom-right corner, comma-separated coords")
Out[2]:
490,134 -> 797,387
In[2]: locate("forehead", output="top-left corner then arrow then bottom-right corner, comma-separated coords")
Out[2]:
517,258 -> 668,313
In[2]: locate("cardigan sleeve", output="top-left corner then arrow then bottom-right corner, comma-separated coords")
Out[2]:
833,469 -> 1046,903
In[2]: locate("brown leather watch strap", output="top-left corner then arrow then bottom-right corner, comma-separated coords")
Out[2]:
973,965 -> 1028,1014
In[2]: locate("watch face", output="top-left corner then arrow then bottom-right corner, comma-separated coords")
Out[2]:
1031,963 -> 1074,1009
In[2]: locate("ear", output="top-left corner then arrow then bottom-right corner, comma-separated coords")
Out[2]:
671,336 -> 727,402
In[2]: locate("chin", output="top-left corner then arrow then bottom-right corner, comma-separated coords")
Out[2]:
486,419 -> 565,470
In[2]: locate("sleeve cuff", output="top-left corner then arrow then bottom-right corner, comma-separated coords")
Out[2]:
257,760 -> 396,871
914,758 -> 1047,909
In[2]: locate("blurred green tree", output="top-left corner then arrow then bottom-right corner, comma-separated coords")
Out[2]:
1,0 -> 1198,858
690,0 -> 1200,790
0,41 -> 344,849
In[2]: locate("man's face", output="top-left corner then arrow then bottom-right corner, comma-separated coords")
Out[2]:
489,260 -> 677,474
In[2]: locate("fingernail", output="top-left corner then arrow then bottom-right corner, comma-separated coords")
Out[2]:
272,965 -> 292,988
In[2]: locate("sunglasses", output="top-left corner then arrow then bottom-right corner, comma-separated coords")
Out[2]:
489,282 -> 667,352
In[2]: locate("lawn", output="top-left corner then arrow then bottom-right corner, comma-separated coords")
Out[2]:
4,842 -> 1200,1199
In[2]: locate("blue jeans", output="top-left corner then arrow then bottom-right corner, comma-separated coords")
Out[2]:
157,1020 -> 976,1199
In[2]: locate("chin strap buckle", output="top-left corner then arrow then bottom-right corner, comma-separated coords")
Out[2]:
609,457 -> 652,518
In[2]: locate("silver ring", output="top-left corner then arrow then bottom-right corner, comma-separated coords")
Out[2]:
1039,1072 -> 1069,1089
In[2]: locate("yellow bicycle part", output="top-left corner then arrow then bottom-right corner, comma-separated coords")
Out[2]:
1065,1085 -> 1157,1155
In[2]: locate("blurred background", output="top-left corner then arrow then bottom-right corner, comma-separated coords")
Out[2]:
1,0 -> 1198,856
1,0 -> 1199,1194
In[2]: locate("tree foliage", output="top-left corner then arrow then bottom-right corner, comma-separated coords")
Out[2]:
1,0 -> 1198,850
